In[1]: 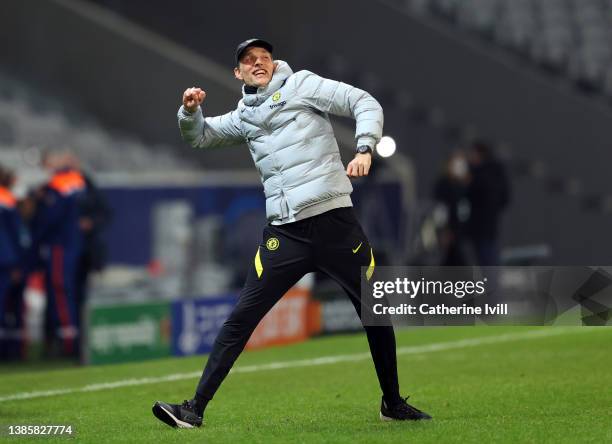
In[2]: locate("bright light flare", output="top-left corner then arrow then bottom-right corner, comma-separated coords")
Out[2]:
376,136 -> 396,157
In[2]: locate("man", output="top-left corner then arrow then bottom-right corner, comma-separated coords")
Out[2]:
466,141 -> 511,266
29,152 -> 86,358
153,39 -> 431,428
433,150 -> 471,266
0,166 -> 26,360
64,154 -> 112,342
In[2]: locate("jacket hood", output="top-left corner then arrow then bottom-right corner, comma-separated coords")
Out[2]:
242,60 -> 293,106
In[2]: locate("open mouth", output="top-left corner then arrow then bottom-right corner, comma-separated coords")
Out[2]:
253,70 -> 267,76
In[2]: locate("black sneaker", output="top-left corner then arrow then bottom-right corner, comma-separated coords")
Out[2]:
152,400 -> 203,428
380,396 -> 432,421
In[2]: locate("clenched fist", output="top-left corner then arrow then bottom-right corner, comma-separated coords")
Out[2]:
183,87 -> 206,113
346,153 -> 372,178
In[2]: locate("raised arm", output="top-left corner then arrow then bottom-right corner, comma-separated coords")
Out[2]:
177,87 -> 245,149
294,71 -> 384,149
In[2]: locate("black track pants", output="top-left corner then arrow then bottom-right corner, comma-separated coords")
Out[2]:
195,207 -> 401,405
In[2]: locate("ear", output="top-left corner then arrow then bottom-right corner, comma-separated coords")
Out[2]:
234,67 -> 243,81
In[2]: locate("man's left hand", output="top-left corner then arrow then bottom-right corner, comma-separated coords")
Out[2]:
346,153 -> 372,178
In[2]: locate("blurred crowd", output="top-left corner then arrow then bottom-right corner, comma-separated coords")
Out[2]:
0,151 -> 110,361
433,141 -> 511,267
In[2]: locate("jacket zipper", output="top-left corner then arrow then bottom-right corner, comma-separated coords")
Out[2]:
279,189 -> 289,219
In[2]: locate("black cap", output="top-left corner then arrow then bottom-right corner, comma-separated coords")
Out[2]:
235,38 -> 274,65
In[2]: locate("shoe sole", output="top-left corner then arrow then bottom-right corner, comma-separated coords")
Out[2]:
380,412 -> 395,421
152,402 -> 196,429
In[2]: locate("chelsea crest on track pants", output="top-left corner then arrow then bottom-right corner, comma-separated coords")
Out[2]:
195,207 -> 402,406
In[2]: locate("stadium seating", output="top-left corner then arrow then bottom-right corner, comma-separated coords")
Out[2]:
0,71 -> 195,174
404,0 -> 612,94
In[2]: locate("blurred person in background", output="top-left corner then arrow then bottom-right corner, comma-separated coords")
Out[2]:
28,151 -> 86,359
64,153 -> 112,336
433,150 -> 471,266
466,141 -> 511,266
0,165 -> 27,360
152,38 -> 431,429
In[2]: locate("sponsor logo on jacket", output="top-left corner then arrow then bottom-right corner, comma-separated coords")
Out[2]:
270,100 -> 287,109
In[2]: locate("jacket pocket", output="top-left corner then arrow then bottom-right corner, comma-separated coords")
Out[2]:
279,190 -> 289,219
265,194 -> 282,221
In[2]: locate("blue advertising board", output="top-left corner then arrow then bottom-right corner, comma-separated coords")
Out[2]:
171,295 -> 238,356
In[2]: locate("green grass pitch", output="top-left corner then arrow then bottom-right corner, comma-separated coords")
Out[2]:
1,326 -> 611,443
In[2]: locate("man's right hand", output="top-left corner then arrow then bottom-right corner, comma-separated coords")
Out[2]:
182,87 -> 206,113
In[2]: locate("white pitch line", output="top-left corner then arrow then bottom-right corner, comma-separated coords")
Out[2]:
0,327 -> 598,403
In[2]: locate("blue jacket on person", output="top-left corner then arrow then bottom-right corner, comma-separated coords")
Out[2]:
29,169 -> 86,258
0,186 -> 23,269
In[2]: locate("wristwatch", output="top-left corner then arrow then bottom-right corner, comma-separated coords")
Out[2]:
356,145 -> 373,155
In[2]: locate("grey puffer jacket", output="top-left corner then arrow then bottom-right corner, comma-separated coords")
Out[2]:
177,60 -> 383,224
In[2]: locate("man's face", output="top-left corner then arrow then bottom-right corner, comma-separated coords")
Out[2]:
234,47 -> 275,88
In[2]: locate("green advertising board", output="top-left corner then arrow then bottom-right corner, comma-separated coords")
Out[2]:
86,301 -> 171,365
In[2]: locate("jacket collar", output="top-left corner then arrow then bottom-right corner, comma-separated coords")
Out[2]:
242,60 -> 292,107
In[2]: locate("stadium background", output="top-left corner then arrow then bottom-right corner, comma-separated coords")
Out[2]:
0,1 -> 611,442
